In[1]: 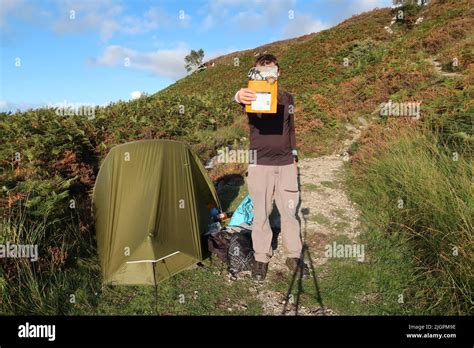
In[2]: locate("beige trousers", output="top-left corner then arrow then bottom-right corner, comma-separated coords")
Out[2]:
247,163 -> 302,263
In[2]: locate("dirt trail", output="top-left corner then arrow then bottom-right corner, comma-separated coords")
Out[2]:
425,57 -> 462,78
253,118 -> 369,315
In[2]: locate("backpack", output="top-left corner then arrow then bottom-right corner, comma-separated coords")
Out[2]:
206,230 -> 231,263
206,229 -> 255,278
227,230 -> 255,277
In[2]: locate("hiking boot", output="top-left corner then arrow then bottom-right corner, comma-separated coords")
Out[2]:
285,258 -> 310,278
252,261 -> 269,282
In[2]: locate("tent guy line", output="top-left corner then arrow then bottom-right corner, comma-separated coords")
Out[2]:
125,251 -> 181,264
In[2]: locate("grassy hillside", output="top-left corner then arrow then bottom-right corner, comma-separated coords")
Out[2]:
0,0 -> 472,315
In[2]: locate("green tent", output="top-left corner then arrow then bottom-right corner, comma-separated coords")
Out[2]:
92,139 -> 220,286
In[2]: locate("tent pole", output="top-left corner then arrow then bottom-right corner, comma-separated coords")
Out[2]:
152,262 -> 158,314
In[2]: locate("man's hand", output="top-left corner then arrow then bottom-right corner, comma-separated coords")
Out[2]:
236,88 -> 256,105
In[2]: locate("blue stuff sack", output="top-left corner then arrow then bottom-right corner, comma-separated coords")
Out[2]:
228,195 -> 254,227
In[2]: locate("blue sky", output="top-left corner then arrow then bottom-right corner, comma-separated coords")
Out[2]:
0,0 -> 392,112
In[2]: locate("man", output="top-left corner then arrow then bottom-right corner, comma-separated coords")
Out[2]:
235,54 -> 309,281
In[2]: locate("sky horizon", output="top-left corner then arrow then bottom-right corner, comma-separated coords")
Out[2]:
0,0 -> 392,113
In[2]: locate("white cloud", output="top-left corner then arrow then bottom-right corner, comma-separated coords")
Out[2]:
0,0 -> 19,25
201,0 -> 296,32
100,19 -> 120,42
0,100 -> 43,112
90,44 -> 190,78
52,1 -> 123,41
144,7 -> 172,29
200,0 -> 389,39
90,44 -> 237,79
118,7 -> 177,35
0,0 -> 42,26
232,10 -> 265,30
130,91 -> 142,100
0,0 -> 52,44
201,14 -> 215,31
280,0 -> 390,39
329,0 -> 392,25
282,13 -> 329,39
51,1 -> 179,42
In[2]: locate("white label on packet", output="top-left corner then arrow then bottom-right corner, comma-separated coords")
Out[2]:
251,92 -> 271,111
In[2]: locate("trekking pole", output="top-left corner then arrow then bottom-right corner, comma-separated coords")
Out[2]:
295,247 -> 306,315
282,247 -> 304,315
301,207 -> 325,310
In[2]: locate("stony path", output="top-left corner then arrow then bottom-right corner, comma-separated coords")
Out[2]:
253,118 -> 369,315
425,57 -> 462,78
